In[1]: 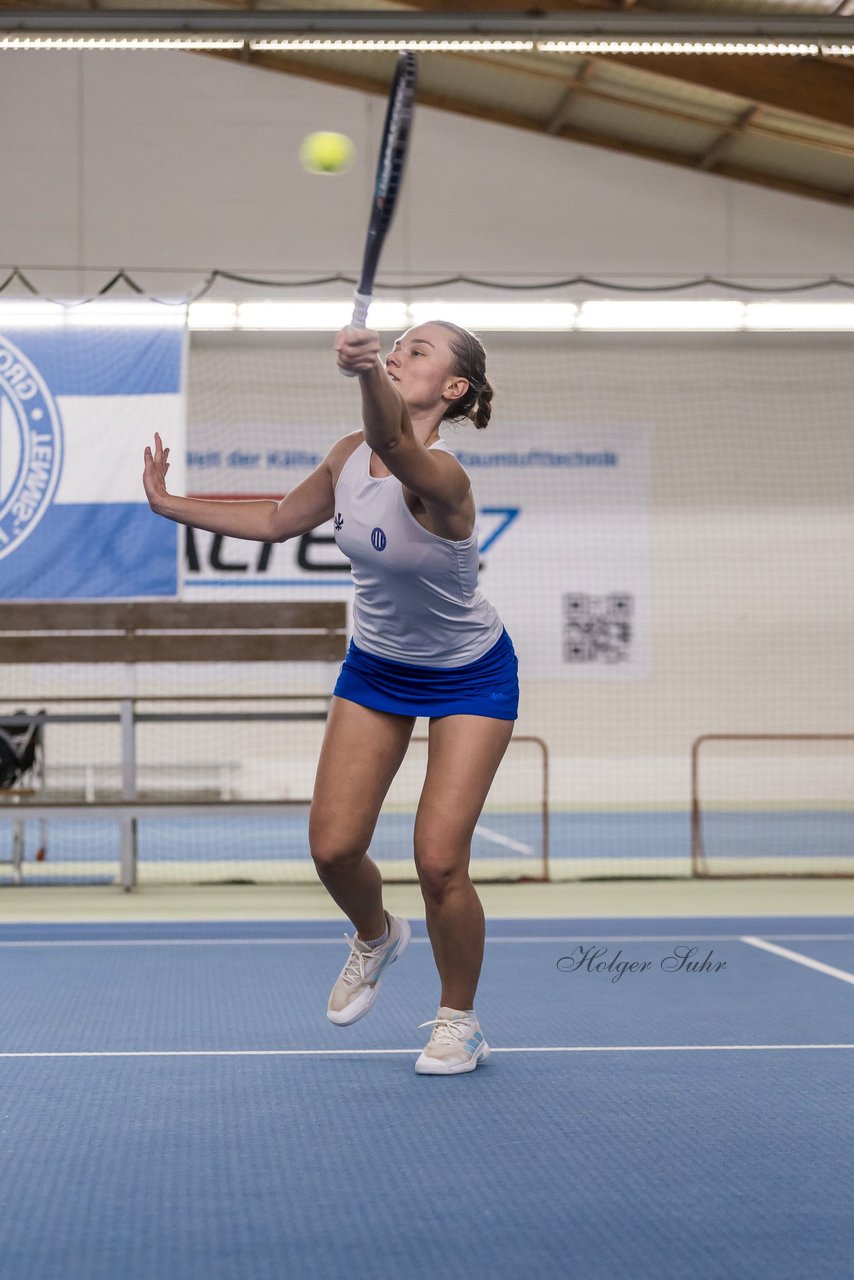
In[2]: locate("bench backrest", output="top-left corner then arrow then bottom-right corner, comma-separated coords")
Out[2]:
0,602 -> 347,663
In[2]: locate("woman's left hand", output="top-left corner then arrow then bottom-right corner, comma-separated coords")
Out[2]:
335,326 -> 381,374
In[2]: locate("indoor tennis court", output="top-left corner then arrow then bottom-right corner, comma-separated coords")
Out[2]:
2,4 -> 853,1277
2,889 -> 853,1279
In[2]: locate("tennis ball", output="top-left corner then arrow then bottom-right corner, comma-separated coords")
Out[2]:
299,131 -> 355,175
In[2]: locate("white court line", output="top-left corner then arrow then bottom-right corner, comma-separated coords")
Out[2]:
491,1044 -> 854,1053
741,936 -> 854,986
0,938 -> 362,948
1,1044 -> 854,1060
473,823 -> 535,855
1,932 -> 853,948
761,933 -> 854,942
0,934 -> 757,948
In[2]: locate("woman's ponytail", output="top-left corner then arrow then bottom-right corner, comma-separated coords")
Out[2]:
431,321 -> 493,430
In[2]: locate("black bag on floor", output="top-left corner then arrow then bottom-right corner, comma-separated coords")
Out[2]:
0,710 -> 44,789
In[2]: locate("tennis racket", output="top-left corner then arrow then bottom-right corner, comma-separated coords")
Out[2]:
342,51 -> 417,370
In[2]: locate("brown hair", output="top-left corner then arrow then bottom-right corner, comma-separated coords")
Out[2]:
430,320 -> 494,430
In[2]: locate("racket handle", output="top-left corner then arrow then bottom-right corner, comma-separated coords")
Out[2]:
340,291 -> 374,377
350,291 -> 372,329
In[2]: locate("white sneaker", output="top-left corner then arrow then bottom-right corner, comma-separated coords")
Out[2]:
414,1007 -> 490,1075
326,912 -> 411,1026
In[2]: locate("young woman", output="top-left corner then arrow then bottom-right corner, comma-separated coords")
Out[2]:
143,319 -> 518,1075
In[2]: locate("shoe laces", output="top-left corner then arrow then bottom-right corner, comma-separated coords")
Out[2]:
339,932 -> 373,986
418,1014 -> 473,1045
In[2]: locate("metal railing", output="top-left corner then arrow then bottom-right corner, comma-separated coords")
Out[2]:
1,700 -> 550,889
0,697 -> 329,890
691,733 -> 854,878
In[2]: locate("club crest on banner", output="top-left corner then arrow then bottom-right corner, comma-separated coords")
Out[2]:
0,335 -> 64,561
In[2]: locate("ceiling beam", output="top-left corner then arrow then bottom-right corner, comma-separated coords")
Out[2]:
397,0 -> 620,11
698,104 -> 761,171
8,3 -> 847,141
545,58 -> 594,136
229,49 -> 853,207
3,2 -> 850,208
609,53 -> 854,134
3,8 -> 854,40
243,45 -> 854,166
555,72 -> 854,161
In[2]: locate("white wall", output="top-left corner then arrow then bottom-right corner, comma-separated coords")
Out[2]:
2,50 -> 854,297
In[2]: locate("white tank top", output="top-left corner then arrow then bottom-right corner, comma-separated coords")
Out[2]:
333,439 -> 504,667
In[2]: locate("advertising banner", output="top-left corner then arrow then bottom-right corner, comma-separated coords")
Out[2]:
0,327 -> 186,599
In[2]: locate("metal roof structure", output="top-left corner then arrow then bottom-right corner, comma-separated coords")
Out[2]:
2,1 -> 854,206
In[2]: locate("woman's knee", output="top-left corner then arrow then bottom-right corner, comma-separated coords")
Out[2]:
309,830 -> 367,878
415,840 -> 470,903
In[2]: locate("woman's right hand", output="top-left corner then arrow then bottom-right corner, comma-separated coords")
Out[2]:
334,326 -> 381,374
143,432 -> 171,513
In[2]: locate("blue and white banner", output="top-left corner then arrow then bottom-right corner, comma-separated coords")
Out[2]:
0,327 -> 186,598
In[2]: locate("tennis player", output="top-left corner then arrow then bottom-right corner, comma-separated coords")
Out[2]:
143,320 -> 518,1075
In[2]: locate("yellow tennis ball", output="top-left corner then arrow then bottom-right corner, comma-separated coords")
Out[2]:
299,131 -> 355,175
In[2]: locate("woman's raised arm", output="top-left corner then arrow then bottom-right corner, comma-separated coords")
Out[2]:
143,431 -> 339,543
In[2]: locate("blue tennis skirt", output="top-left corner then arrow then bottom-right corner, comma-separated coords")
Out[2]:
333,629 -> 519,721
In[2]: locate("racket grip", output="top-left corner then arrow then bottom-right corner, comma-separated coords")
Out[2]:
340,292 -> 374,377
350,292 -> 372,329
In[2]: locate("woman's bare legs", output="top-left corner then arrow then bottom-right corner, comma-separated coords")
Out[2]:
414,714 -> 514,1010
309,696 -> 414,940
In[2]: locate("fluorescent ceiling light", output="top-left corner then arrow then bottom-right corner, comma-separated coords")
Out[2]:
6,300 -> 854,333
538,39 -> 822,56
2,34 -> 849,58
576,300 -> 745,331
235,301 -> 409,331
188,303 -> 238,331
408,301 -> 577,331
0,302 -> 66,327
1,11 -> 852,57
250,38 -> 534,53
338,300 -> 410,330
0,301 -> 186,327
237,302 -> 342,331
0,36 -> 244,50
250,37 -> 852,57
204,300 -> 578,332
744,303 -> 854,331
65,302 -> 187,327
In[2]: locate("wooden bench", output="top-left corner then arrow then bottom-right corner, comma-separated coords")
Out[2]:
0,600 -> 348,889
0,601 -> 348,664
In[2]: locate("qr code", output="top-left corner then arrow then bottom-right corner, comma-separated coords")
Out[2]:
563,593 -> 634,664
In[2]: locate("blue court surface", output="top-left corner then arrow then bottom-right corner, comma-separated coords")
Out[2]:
1,914 -> 852,1279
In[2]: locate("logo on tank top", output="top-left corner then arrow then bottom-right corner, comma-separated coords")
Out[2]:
370,527 -> 387,552
334,513 -> 343,532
